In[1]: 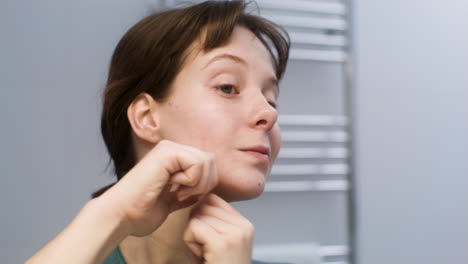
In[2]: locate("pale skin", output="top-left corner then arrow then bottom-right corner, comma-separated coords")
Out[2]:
26,26 -> 281,264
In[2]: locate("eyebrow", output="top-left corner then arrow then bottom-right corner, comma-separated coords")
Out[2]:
203,53 -> 280,97
202,53 -> 247,70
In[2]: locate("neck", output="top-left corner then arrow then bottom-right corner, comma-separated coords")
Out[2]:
119,206 -> 199,264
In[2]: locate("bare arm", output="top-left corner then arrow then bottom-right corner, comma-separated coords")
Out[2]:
26,195 -> 131,264
25,141 -> 218,264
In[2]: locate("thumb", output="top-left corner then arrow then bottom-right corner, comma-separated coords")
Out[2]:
168,194 -> 203,212
185,241 -> 203,259
183,221 -> 203,258
183,217 -> 216,258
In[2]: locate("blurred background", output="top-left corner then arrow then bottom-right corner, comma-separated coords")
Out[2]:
1,0 -> 468,263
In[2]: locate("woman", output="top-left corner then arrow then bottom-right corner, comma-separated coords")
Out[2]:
26,1 -> 289,263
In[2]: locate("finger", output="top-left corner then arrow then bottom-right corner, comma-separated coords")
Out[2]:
193,204 -> 242,225
191,214 -> 255,249
185,241 -> 203,258
191,154 -> 216,197
203,194 -> 240,216
193,204 -> 254,235
170,159 -> 204,201
158,141 -> 203,174
169,194 -> 204,212
170,170 -> 198,187
184,217 -> 221,248
176,163 -> 206,200
169,183 -> 180,192
188,152 -> 216,192
176,155 -> 217,201
193,215 -> 240,235
204,158 -> 218,193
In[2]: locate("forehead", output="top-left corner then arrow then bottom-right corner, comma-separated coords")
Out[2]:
183,26 -> 276,75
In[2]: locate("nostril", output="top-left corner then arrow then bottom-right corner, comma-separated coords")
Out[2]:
256,119 -> 267,126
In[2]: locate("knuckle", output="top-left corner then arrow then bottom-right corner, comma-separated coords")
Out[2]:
244,221 -> 255,234
187,217 -> 199,231
237,220 -> 255,241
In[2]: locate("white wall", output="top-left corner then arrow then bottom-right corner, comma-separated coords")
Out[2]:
353,0 -> 468,263
1,1 -> 156,263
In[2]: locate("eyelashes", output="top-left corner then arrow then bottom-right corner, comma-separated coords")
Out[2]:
214,83 -> 278,109
216,84 -> 238,95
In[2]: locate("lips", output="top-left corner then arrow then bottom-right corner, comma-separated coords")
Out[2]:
241,146 -> 270,155
239,146 -> 270,163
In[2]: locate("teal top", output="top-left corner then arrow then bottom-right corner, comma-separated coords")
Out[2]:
103,247 -> 288,264
103,247 -> 126,264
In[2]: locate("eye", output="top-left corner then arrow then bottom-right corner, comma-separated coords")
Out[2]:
216,84 -> 237,95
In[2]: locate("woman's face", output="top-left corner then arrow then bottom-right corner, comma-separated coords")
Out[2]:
155,26 -> 281,201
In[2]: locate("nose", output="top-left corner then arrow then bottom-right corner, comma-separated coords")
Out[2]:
249,96 -> 278,132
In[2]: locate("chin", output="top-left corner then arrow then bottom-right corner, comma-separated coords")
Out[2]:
213,177 -> 266,202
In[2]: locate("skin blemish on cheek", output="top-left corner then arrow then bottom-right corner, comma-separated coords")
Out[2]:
167,100 -> 180,110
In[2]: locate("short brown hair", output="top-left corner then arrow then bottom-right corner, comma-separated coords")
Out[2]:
93,0 -> 290,198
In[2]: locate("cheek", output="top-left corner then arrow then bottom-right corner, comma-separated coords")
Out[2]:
194,101 -> 244,148
164,100 -> 237,152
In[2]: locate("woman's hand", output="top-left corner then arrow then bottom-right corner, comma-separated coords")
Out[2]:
183,194 -> 254,264
103,140 -> 218,237
25,140 -> 218,264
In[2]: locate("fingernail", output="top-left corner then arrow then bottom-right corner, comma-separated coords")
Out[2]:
169,183 -> 180,192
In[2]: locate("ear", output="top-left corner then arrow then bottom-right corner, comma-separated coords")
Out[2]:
127,93 -> 161,144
